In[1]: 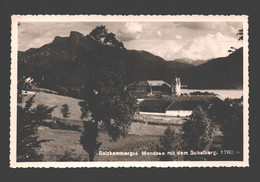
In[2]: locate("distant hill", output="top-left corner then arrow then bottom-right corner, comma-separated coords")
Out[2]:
172,58 -> 208,66
119,50 -> 194,83
166,60 -> 195,69
180,47 -> 243,89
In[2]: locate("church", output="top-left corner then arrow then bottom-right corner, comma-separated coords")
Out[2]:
127,77 -> 182,98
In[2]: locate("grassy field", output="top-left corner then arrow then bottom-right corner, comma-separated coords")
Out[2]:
37,124 -> 223,161
22,92 -> 83,120
22,91 -> 224,161
37,126 -> 160,161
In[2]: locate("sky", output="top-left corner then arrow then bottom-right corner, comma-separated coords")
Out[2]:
18,21 -> 243,60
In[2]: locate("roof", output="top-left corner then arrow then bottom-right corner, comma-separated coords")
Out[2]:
166,100 -> 207,111
128,80 -> 171,88
140,99 -> 167,106
147,80 -> 171,87
139,99 -> 171,112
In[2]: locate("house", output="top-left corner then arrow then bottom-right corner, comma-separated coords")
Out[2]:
147,80 -> 171,95
128,80 -> 172,98
24,77 -> 34,83
138,99 -> 209,117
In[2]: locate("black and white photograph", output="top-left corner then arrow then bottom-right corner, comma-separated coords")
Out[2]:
10,15 -> 249,167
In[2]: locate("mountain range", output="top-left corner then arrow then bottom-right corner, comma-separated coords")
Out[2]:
18,31 -> 243,90
180,47 -> 243,89
170,58 -> 208,66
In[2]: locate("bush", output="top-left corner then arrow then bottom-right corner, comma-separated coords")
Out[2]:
41,119 -> 81,131
156,126 -> 183,161
56,119 -> 81,131
181,106 -> 214,161
41,120 -> 59,129
190,91 -> 216,96
61,104 -> 70,118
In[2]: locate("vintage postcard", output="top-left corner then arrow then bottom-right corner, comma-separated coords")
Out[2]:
10,15 -> 249,168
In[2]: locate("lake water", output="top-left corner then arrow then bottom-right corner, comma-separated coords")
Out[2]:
181,89 -> 243,100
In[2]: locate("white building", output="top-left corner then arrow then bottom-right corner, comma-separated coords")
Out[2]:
138,99 -> 194,117
165,101 -> 193,117
24,77 -> 34,83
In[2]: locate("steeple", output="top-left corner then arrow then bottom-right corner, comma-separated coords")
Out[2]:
172,77 -> 181,96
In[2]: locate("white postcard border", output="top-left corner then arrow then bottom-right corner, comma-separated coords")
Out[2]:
10,15 -> 249,168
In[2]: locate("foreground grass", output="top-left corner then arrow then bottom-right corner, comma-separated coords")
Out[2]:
37,124 -> 223,162
37,126 -> 160,161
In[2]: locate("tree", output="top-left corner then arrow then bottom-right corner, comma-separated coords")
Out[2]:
156,126 -> 182,161
207,97 -> 243,160
228,46 -> 237,54
78,26 -> 136,161
207,97 -> 228,123
61,104 -> 70,118
221,98 -> 243,160
87,25 -> 125,49
227,29 -> 243,55
236,29 -> 243,41
17,94 -> 55,161
80,121 -> 102,161
181,106 -> 214,160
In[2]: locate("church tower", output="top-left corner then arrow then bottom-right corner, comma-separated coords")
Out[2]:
172,77 -> 181,96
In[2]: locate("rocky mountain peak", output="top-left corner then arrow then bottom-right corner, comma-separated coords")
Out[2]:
69,31 -> 84,39
52,36 -> 66,44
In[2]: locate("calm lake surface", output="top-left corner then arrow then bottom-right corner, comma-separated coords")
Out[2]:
181,89 -> 243,100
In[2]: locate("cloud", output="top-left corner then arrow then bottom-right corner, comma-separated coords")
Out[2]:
175,35 -> 182,39
176,22 -> 207,29
124,39 -> 181,60
18,22 -> 92,51
125,32 -> 242,60
175,32 -> 243,60
176,22 -> 241,30
117,22 -> 143,41
175,22 -> 243,38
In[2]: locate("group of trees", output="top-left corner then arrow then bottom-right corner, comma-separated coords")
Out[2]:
17,91 -> 55,161
208,97 -> 243,160
157,106 -> 214,161
157,97 -> 243,161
